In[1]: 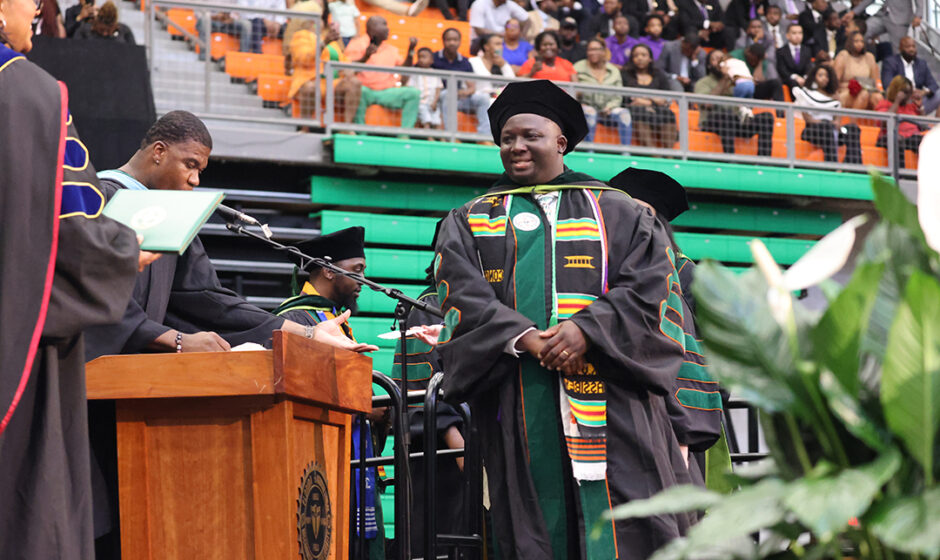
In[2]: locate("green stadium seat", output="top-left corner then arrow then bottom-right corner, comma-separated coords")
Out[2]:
310,175 -> 487,211
675,203 -> 842,235
319,210 -> 441,245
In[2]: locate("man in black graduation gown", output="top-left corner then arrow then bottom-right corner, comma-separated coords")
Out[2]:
82,113 -> 369,557
433,80 -> 693,559
0,38 -> 140,559
271,227 -> 387,560
608,168 -> 724,486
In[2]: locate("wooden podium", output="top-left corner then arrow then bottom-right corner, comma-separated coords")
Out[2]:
85,331 -> 372,560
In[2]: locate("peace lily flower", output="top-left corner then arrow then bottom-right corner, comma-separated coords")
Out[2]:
917,127 -> 940,253
750,214 -> 870,327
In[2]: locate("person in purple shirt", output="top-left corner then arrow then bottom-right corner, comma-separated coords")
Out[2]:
502,17 -> 534,72
605,12 -> 638,67
638,14 -> 667,59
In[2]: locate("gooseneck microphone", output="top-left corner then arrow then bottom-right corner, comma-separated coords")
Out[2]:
215,203 -> 273,239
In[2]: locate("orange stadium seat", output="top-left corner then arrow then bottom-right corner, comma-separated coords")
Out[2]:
593,124 -> 619,145
262,38 -> 284,56
258,73 -> 291,103
356,14 -> 471,57
166,8 -> 197,38
905,150 -> 918,169
861,146 -> 888,166
365,105 -> 402,127
689,130 -> 723,153
226,52 -> 286,82
457,112 -> 478,133
196,32 -> 240,60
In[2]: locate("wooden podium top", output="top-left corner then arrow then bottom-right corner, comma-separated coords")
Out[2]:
86,330 -> 372,413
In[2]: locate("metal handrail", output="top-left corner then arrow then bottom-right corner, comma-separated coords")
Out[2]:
324,61 -> 937,178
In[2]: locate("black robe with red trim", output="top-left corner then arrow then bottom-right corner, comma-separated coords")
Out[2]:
0,44 -> 138,560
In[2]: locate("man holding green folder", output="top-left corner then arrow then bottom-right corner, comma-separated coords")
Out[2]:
84,111 -> 376,559
85,111 -> 374,359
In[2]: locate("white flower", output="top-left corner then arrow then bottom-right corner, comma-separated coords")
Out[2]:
917,128 -> 940,253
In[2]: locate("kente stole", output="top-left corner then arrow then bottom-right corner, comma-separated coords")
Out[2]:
465,186 -> 618,559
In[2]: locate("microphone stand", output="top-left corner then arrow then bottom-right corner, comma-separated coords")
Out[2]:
226,221 -> 442,560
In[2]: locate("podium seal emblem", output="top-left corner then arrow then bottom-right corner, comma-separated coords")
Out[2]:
297,463 -> 332,560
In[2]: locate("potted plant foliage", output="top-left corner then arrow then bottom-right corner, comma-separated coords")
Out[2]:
603,131 -> 940,560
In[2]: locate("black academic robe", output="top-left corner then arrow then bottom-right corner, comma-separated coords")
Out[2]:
391,286 -> 467,553
434,169 -> 693,560
83,176 -> 286,558
273,286 -> 386,560
0,45 -> 139,560
83,179 -> 285,361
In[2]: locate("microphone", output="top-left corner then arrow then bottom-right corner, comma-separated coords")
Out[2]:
216,204 -> 273,239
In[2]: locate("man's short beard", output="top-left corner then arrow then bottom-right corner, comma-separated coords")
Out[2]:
341,295 -> 359,315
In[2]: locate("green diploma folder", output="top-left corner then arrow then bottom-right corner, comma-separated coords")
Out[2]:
102,190 -> 225,254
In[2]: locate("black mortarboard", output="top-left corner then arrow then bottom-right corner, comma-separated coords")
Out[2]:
487,80 -> 588,153
608,167 -> 689,221
290,226 -> 365,270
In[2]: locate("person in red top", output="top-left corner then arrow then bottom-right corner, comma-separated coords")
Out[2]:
344,15 -> 421,128
875,75 -> 926,168
519,30 -> 576,81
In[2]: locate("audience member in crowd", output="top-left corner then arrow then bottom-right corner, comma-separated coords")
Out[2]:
735,17 -> 776,65
604,12 -> 638,66
469,33 -> 515,103
876,76 -> 926,166
720,50 -> 756,97
65,0 -> 95,37
74,1 -> 135,44
845,0 -> 921,50
556,0 -> 588,32
362,0 -> 429,17
197,0 -> 261,56
765,4 -> 786,47
525,0 -> 561,41
724,0 -> 766,43
575,37 -> 633,143
241,0 -> 289,52
776,23 -> 811,88
730,43 -> 784,99
435,0 -> 469,21
328,0 -> 360,45
676,0 -> 729,49
821,9 -> 844,59
557,16 -> 588,60
771,0 -> 804,30
695,48 -> 775,156
345,16 -> 421,128
502,17 -> 534,70
657,32 -> 706,90
833,30 -> 882,109
798,0 -> 830,53
638,13 -> 667,58
792,63 -> 863,163
623,0 -> 678,38
289,18 -> 361,124
282,0 -> 322,58
470,0 -> 530,38
36,0 -> 66,37
584,0 -> 621,38
622,43 -> 677,147
520,30 -> 577,78
433,27 -> 493,135
882,37 -> 940,115
414,47 -> 445,132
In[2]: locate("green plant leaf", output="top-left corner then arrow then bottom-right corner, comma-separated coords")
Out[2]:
881,271 -> 940,482
782,447 -> 901,539
812,262 -> 885,396
604,484 -> 721,521
685,479 -> 789,546
691,263 -> 802,414
705,425 -> 735,494
819,369 -> 890,452
868,487 -> 940,557
870,173 -> 924,243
